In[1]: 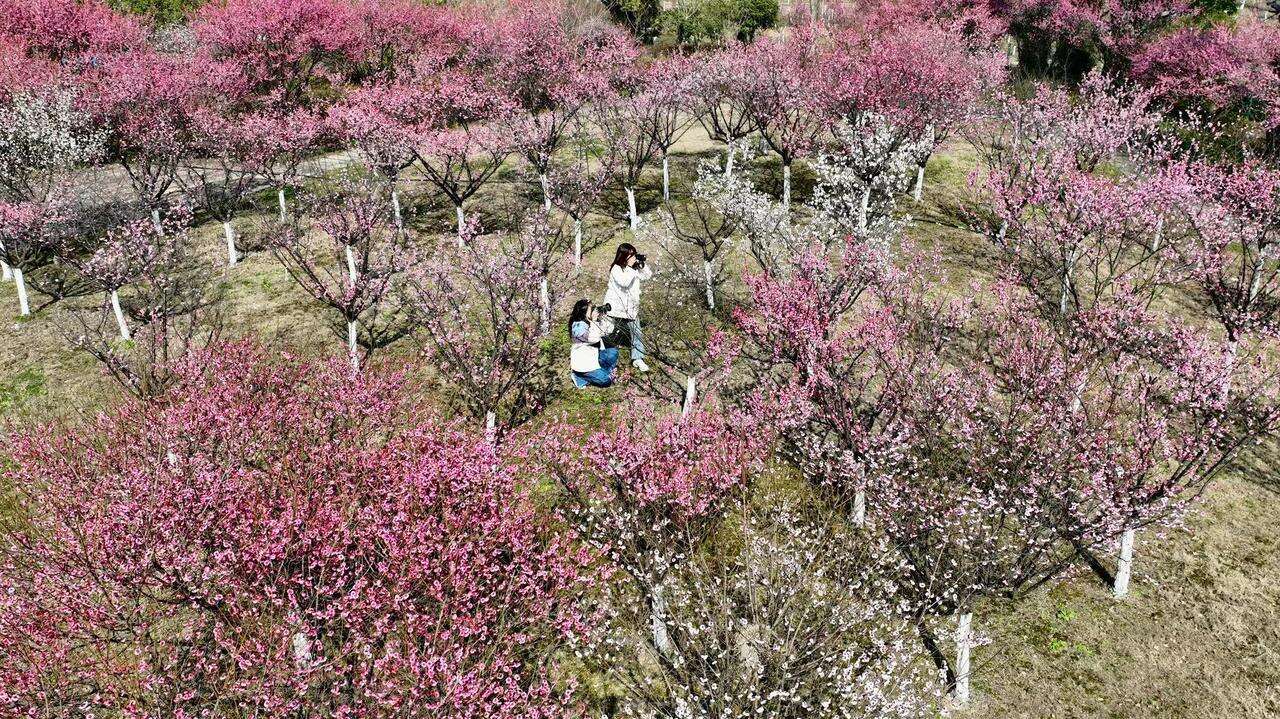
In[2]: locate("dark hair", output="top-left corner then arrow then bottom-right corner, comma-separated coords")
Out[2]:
612,242 -> 637,269
568,298 -> 591,337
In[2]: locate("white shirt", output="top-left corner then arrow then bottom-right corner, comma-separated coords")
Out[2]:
570,319 -> 606,373
604,263 -> 653,321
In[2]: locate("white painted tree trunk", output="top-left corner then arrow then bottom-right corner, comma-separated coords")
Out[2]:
110,290 -> 130,340
573,218 -> 582,268
12,266 -> 29,316
724,146 -> 735,177
1219,338 -> 1240,402
681,376 -> 697,417
345,245 -> 358,288
539,173 -> 551,213
277,188 -> 287,222
485,410 -> 497,444
1113,528 -> 1136,598
1,261 -> 11,281
651,581 -> 674,659
1152,215 -> 1164,253
858,187 -> 870,233
456,204 -> 466,248
913,165 -> 925,202
539,277 -> 550,335
223,221 -> 238,267
853,489 -> 866,526
626,187 -> 638,231
662,155 -> 670,201
703,260 -> 715,310
954,613 -> 973,705
292,632 -> 313,665
782,163 -> 792,209
997,219 -> 1008,247
151,208 -> 163,235
391,190 -> 403,229
347,320 -> 359,372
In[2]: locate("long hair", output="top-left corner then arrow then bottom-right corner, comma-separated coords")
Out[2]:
611,242 -> 636,270
568,298 -> 591,337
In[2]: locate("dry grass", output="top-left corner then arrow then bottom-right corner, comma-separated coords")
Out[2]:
0,136 -> 1276,718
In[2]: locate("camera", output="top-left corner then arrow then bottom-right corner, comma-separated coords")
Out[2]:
633,253 -> 647,269
596,302 -> 612,314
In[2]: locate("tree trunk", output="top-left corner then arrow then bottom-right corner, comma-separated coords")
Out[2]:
913,165 -> 925,202
223,221 -> 238,267
151,208 -> 164,235
858,187 -> 870,233
1113,528 -> 1136,598
1058,250 -> 1078,318
916,620 -> 956,695
539,173 -> 551,213
391,190 -> 403,230
724,145 -> 735,177
573,218 -> 582,268
110,290 -> 130,340
485,410 -> 497,444
704,259 -> 715,310
955,613 -> 973,705
456,204 -> 466,248
681,376 -> 697,417
539,277 -> 550,336
996,220 -> 1008,247
345,245 -> 358,288
663,155 -> 671,201
782,162 -> 792,209
347,320 -> 359,372
277,188 -> 288,222
1152,215 -> 1164,252
626,187 -> 639,231
853,489 -> 866,527
650,581 -> 674,659
12,266 -> 29,316
2,260 -> 11,281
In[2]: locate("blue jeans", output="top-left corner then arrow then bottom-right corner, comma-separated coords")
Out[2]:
575,347 -> 618,388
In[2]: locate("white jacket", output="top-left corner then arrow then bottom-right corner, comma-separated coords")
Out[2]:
570,320 -> 606,373
604,263 -> 653,321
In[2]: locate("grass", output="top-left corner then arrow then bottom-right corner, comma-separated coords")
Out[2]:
0,135 -> 1277,718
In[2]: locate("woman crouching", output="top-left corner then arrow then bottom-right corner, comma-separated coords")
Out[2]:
568,299 -> 619,388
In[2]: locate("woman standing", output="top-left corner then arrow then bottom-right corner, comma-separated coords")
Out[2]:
603,242 -> 653,373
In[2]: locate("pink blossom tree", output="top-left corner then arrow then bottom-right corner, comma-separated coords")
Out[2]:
0,341 -> 591,717
56,207 -> 225,399
249,109 -> 326,223
1130,20 -> 1280,132
689,45 -> 756,177
0,198 -> 63,315
544,140 -> 616,266
71,211 -> 187,341
328,82 -> 440,228
407,217 -> 568,440
634,54 -> 697,203
177,108 -> 279,267
89,49 -> 201,228
494,1 -> 637,210
0,0 -> 142,67
596,93 -> 664,230
738,28 -> 836,208
826,15 -> 1001,202
269,177 -> 417,371
192,0 -> 371,110
533,398 -> 789,667
1173,158 -> 1280,359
